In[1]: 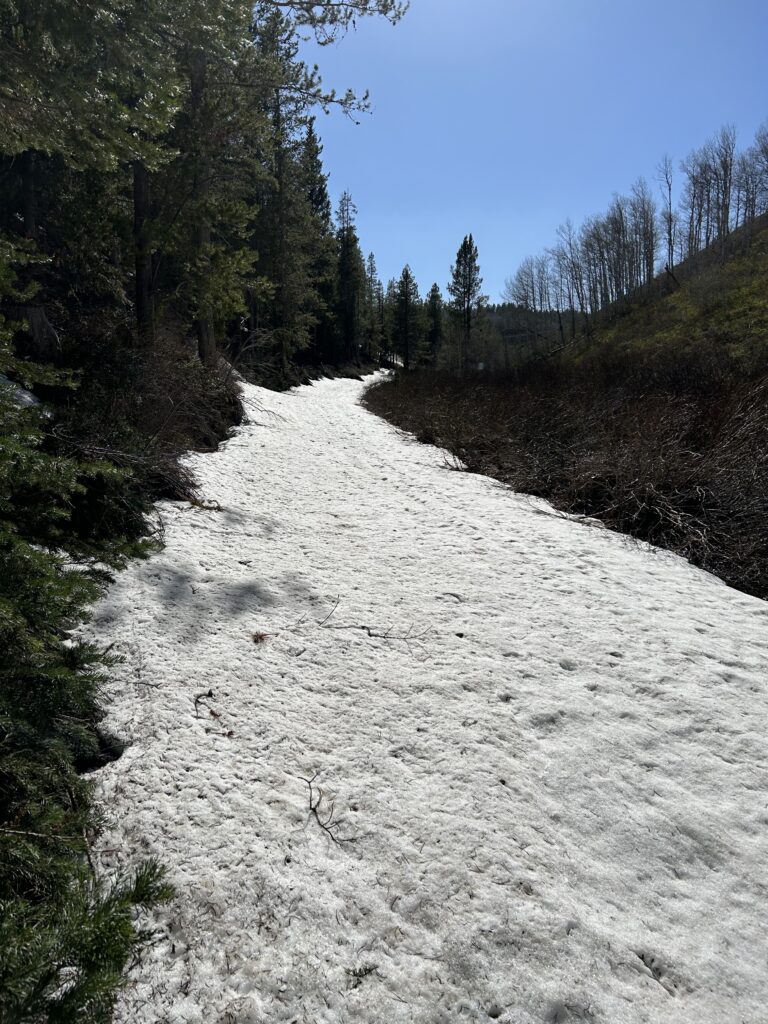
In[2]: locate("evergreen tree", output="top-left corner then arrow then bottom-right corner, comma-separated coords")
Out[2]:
0,0 -> 180,356
302,119 -> 333,229
447,233 -> 486,372
299,120 -> 339,366
382,277 -> 398,364
335,191 -> 366,363
375,277 -> 387,362
424,283 -> 445,366
0,0 -> 400,379
0,261 -> 172,1018
0,1 -> 178,166
394,264 -> 423,371
362,252 -> 384,362
246,11 -> 325,376
275,0 -> 407,43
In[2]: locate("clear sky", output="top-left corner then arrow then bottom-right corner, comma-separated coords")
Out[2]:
302,0 -> 768,301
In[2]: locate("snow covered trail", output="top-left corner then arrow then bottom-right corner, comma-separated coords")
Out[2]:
89,376 -> 768,1024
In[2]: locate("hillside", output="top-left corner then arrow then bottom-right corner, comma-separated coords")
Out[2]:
586,218 -> 768,373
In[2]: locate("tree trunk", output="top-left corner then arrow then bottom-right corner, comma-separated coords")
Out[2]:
191,48 -> 216,366
21,150 -> 37,240
403,292 -> 410,371
132,160 -> 155,346
196,313 -> 216,367
194,183 -> 216,367
463,301 -> 471,373
274,95 -> 290,377
16,150 -> 59,362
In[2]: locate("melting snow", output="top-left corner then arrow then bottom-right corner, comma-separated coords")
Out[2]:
88,375 -> 768,1024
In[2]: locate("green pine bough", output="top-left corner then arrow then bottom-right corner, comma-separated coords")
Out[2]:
0,355 -> 172,1022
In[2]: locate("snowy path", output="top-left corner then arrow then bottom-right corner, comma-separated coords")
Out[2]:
90,376 -> 768,1024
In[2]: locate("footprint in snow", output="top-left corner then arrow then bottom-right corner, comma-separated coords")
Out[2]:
530,710 -> 566,734
547,1003 -> 570,1023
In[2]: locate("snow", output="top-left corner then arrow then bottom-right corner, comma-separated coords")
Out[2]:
87,374 -> 768,1024
0,371 -> 40,407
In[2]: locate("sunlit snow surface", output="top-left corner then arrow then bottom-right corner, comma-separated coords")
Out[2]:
89,376 -> 768,1024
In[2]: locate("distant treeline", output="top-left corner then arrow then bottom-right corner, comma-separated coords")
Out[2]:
382,119 -> 768,377
504,122 -> 768,329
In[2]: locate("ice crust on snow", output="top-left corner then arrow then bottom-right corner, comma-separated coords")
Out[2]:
88,376 -> 768,1024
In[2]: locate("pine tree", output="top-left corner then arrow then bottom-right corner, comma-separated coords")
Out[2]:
447,233 -> 487,373
247,13 -> 323,375
394,264 -> 423,371
299,120 -> 338,366
302,119 -> 333,229
275,0 -> 407,43
0,1 -> 178,167
424,283 -> 445,367
362,253 -> 384,362
171,2 -> 261,365
382,277 -> 398,364
335,192 -> 366,363
0,0 -> 180,356
375,277 -> 387,362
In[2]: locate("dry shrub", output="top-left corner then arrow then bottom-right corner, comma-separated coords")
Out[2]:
364,358 -> 768,600
45,333 -> 246,559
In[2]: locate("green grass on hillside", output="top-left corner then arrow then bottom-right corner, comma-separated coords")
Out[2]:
589,224 -> 768,374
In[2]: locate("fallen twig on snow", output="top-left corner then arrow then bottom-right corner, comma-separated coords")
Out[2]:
299,772 -> 361,846
322,621 -> 432,647
187,496 -> 222,512
193,689 -> 215,718
313,599 -> 432,657
317,595 -> 340,626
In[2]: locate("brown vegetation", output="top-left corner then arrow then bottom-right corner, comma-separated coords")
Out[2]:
363,349 -> 768,600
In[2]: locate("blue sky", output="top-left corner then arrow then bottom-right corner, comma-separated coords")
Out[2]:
302,0 -> 768,301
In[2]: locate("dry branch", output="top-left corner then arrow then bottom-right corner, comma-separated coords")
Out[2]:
299,773 -> 361,846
